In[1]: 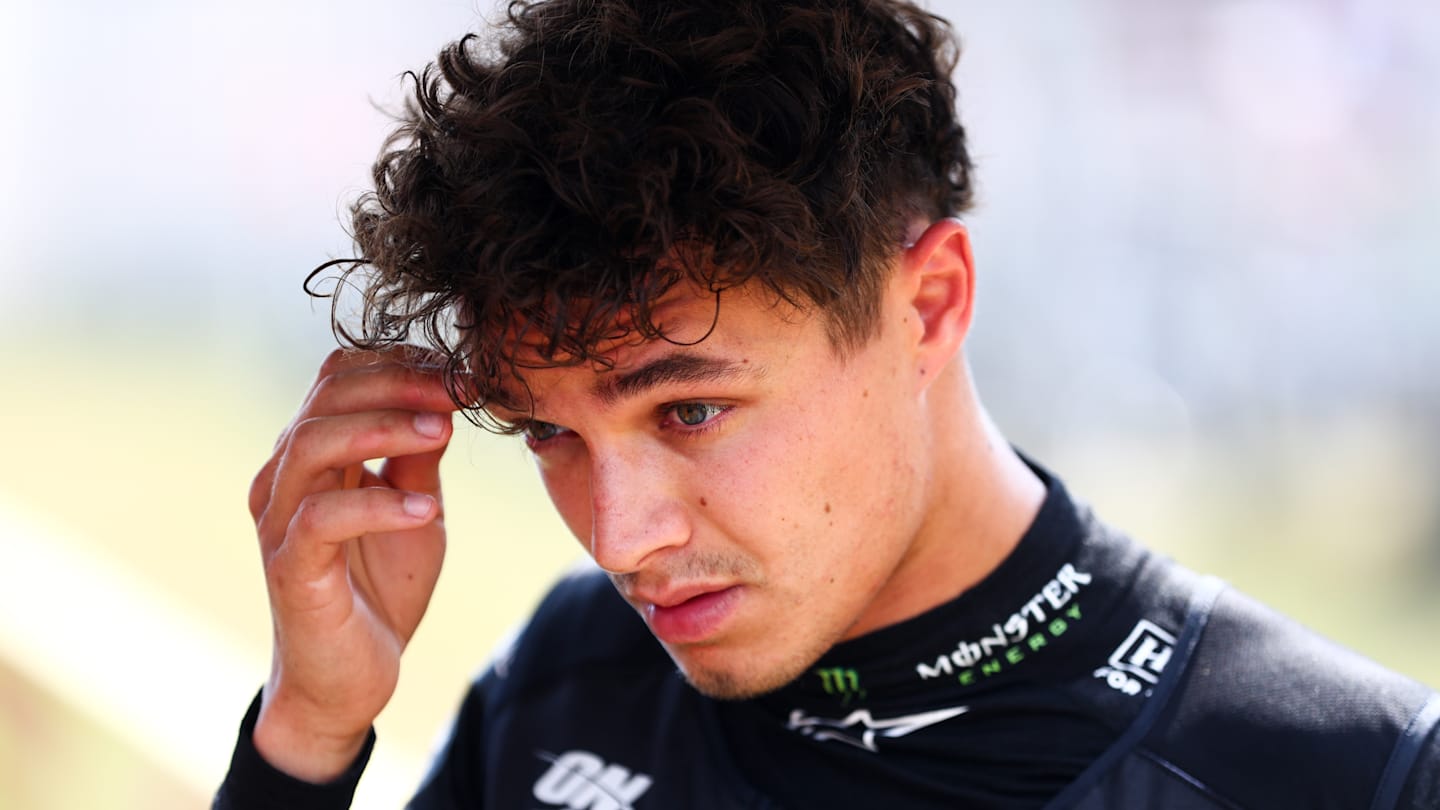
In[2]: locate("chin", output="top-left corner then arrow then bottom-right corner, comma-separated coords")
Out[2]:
671,646 -> 816,701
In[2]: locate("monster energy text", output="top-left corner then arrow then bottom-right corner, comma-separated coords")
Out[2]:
915,563 -> 1093,683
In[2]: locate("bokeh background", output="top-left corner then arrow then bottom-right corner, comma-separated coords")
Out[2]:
2,1 -> 1437,807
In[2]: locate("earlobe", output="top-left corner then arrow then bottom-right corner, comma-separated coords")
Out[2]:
901,218 -> 975,380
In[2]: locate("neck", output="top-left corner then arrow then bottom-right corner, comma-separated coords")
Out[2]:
843,360 -> 1045,639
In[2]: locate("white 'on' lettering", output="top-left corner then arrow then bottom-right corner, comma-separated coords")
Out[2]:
533,750 -> 654,810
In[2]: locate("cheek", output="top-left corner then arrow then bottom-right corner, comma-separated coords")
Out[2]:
537,455 -> 593,544
799,376 -> 923,540
684,426 -> 809,555
704,399 -> 882,545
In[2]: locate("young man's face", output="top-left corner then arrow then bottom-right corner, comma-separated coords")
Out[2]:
501,268 -> 939,699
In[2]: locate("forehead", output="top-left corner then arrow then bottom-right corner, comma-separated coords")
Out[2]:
487,281 -> 804,416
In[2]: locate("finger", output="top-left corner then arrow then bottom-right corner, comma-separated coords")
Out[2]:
279,409 -> 453,484
313,345 -> 449,381
379,445 -> 449,502
301,361 -> 462,423
250,454 -> 282,522
261,409 -> 452,551
309,344 -> 460,407
257,351 -> 457,519
377,413 -> 454,496
270,487 -> 439,600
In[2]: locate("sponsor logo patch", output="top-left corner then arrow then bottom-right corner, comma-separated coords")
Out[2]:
786,705 -> 969,753
814,666 -> 867,705
533,750 -> 653,810
914,562 -> 1093,685
1094,618 -> 1177,697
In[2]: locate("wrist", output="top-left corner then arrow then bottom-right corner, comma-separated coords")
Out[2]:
253,688 -> 373,783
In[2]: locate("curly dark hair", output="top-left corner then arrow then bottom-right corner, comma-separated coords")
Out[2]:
311,0 -> 974,429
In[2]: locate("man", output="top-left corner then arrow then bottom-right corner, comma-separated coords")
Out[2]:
216,1 -> 1440,807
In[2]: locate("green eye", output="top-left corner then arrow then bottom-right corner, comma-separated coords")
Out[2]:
672,403 -> 722,426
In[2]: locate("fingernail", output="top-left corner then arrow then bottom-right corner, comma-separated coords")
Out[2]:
403,493 -> 434,518
414,412 -> 446,438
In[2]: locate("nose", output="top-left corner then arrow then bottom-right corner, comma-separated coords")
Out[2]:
587,446 -> 691,574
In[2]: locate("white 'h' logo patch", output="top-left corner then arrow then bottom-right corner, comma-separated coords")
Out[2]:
533,750 -> 653,810
1109,619 -> 1177,685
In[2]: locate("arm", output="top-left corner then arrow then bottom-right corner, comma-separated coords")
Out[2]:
214,347 -> 459,806
213,691 -> 375,810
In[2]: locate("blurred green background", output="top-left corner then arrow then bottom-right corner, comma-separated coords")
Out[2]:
2,2 -> 1437,808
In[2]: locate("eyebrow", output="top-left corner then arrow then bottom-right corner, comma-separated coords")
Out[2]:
595,352 -> 759,406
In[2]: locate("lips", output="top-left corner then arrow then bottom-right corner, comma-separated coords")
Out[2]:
641,585 -> 743,645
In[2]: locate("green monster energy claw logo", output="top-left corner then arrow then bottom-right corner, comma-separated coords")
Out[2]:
815,666 -> 866,705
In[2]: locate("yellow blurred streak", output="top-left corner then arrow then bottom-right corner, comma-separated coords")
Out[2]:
0,659 -> 198,810
0,342 -> 581,807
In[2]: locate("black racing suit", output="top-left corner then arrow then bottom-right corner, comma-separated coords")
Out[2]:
216,466 -> 1440,809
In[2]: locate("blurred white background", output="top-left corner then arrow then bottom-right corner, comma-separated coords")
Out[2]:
1,1 -> 1436,807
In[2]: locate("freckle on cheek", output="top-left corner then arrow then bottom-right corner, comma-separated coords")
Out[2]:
824,503 -> 831,513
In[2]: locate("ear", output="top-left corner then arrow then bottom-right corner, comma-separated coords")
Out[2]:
898,218 -> 975,388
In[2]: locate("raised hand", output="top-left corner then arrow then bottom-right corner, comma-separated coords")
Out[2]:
247,347 -> 460,781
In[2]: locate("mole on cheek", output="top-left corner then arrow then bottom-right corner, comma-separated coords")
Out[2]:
699,497 -> 708,507
824,503 -> 831,513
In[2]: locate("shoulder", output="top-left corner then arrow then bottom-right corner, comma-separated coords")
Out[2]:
1143,584 -> 1439,808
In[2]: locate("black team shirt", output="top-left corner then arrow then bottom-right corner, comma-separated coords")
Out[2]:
216,465 -> 1440,809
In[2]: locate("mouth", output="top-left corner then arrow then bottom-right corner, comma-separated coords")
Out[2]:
639,585 -> 744,646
